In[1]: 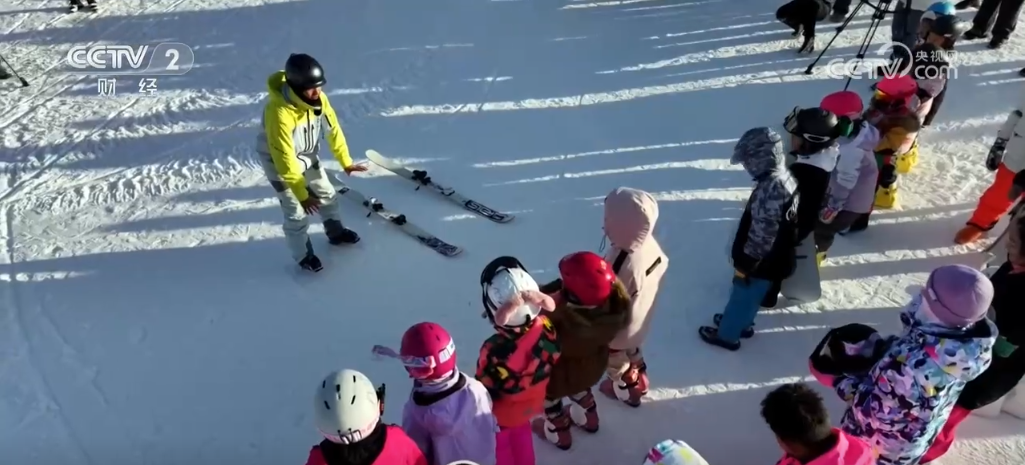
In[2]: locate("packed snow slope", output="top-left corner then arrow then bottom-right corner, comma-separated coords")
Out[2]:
2,0 -> 1025,464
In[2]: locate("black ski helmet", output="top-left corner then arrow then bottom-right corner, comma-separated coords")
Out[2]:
930,14 -> 970,42
809,323 -> 890,376
785,107 -> 842,155
284,53 -> 326,92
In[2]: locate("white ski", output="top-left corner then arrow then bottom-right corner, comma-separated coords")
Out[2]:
333,174 -> 462,257
365,150 -> 514,223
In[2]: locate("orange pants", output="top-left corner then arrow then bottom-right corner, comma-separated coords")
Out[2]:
969,163 -> 1022,230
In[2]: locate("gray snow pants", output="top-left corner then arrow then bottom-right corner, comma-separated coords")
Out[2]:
260,156 -> 344,262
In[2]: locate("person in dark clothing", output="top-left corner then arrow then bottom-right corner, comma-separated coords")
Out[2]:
917,212 -> 1025,463
777,0 -> 832,53
960,0 -> 1024,48
702,127 -> 798,351
757,107 -> 847,308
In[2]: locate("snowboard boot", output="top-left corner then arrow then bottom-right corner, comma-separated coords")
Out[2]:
599,367 -> 644,407
954,224 -> 987,245
798,36 -> 814,54
567,389 -> 600,432
532,401 -> 572,450
874,185 -> 898,209
324,220 -> 360,245
299,253 -> 323,272
816,252 -> 827,267
698,326 -> 741,351
714,313 -> 754,338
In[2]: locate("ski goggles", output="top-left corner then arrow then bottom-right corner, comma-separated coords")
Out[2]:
784,106 -> 833,143
371,340 -> 455,379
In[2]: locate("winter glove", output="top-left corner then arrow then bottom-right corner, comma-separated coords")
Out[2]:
986,138 -> 1008,172
808,360 -> 837,388
819,206 -> 839,224
300,196 -> 321,214
994,335 -> 1019,358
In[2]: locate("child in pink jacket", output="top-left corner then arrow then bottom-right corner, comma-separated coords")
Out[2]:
598,187 -> 668,407
373,322 -> 498,465
761,383 -> 876,465
307,369 -> 428,465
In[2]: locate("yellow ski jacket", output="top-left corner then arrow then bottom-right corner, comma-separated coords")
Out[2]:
256,71 -> 353,201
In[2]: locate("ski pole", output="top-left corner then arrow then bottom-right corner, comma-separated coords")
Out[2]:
0,52 -> 29,87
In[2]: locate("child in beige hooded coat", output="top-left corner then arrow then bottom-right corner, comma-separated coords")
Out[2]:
598,187 -> 669,407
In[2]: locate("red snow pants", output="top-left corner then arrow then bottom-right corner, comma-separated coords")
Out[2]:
920,405 -> 972,464
968,163 -> 1020,230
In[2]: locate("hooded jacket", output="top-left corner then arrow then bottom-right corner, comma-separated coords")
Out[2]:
538,280 -> 631,399
774,428 -> 877,465
832,298 -> 995,465
603,187 -> 668,351
790,144 -> 840,240
256,71 -> 355,201
305,424 -> 428,465
401,373 -> 498,465
730,127 -> 799,281
825,122 -> 881,215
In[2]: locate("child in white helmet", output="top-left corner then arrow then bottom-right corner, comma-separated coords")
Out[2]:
477,256 -> 560,465
308,369 -> 428,465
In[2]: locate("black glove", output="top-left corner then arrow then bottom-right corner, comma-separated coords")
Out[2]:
987,138 -> 1008,172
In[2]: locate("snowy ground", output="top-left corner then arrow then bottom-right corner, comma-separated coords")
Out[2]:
1,0 -> 1024,464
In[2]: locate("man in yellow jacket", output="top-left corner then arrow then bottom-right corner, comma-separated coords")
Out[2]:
256,54 -> 367,272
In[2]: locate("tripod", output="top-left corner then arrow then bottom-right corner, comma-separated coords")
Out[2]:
804,0 -> 898,90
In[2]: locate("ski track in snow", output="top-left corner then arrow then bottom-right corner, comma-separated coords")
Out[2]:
2,0 -> 1025,464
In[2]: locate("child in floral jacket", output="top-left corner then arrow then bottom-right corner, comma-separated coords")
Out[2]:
811,264 -> 996,464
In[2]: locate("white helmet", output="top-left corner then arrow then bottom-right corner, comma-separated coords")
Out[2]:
314,369 -> 381,444
480,256 -> 554,327
642,439 -> 710,465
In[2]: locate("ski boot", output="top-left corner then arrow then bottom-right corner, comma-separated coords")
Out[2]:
599,366 -> 644,407
299,253 -> 323,272
713,313 -> 754,338
567,389 -> 600,433
324,220 -> 360,245
896,143 -> 919,175
954,224 -> 987,245
874,185 -> 898,209
532,401 -> 572,450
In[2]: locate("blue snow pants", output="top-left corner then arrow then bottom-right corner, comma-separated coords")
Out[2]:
717,277 -> 772,342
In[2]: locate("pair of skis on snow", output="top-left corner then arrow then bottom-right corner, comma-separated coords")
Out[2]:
333,150 -> 514,257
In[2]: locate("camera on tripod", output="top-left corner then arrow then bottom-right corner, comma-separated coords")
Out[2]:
805,0 -> 902,88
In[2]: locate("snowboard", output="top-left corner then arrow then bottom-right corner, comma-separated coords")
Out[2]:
365,150 -> 514,223
333,174 -> 463,257
780,238 -> 821,303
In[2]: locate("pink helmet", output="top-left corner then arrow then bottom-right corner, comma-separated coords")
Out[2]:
398,322 -> 456,380
820,91 -> 864,118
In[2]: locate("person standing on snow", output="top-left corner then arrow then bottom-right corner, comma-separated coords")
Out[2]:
256,53 -> 367,272
477,256 -> 561,465
919,216 -> 1025,463
699,127 -> 798,350
814,92 -> 880,262
371,322 -> 498,465
598,187 -> 668,408
955,83 -> 1025,245
810,264 -> 996,465
534,252 -> 630,451
308,369 -> 428,465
